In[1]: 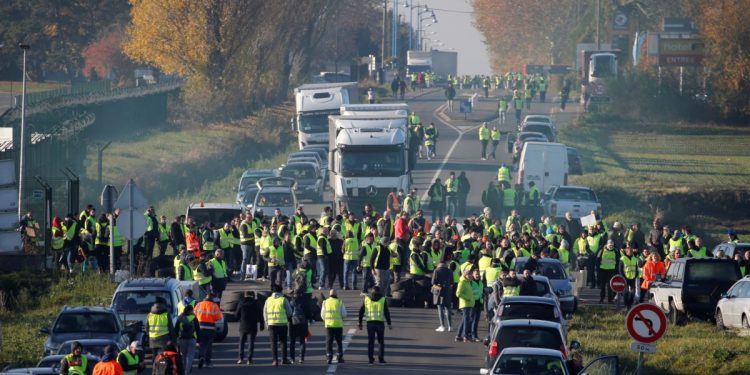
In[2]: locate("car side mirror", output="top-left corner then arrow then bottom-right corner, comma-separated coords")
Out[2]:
40,327 -> 50,335
570,340 -> 581,350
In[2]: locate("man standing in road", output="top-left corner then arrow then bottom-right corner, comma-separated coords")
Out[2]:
359,233 -> 376,295
194,293 -> 222,368
513,93 -> 524,124
445,172 -> 460,217
358,285 -> 391,365
478,122 -> 490,160
236,291 -> 264,365
371,237 -> 392,296
445,84 -> 456,112
175,305 -> 199,375
498,96 -> 508,125
457,172 -> 470,218
60,341 -> 89,375
208,249 -> 228,299
321,289 -> 347,364
428,178 -> 446,223
146,298 -> 175,359
264,285 -> 292,366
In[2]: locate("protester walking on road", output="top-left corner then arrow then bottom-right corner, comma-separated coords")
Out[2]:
372,237 -> 392,295
264,285 -> 292,366
489,126 -> 501,160
194,293 -> 222,368
358,285 -> 391,365
322,289 -> 347,364
236,291 -> 264,365
432,259 -> 454,332
289,293 -> 309,364
455,270 -> 476,342
457,171 -> 470,218
428,178 -> 446,223
479,122 -> 490,160
175,305 -> 199,375
498,96 -> 508,125
445,84 -> 456,112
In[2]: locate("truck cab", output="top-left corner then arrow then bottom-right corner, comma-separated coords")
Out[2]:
294,82 -> 359,149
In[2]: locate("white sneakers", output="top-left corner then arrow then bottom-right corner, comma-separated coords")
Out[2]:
436,326 -> 446,332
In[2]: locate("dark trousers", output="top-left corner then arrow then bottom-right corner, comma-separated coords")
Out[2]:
94,244 -> 109,273
289,324 -> 308,361
144,233 -> 157,258
211,277 -> 227,299
157,240 -> 169,257
326,327 -> 344,360
270,266 -> 284,291
328,261 -> 344,289
430,202 -> 445,223
490,140 -> 499,159
584,257 -> 597,288
540,91 -> 546,102
598,268 -> 615,302
269,325 -> 288,361
238,329 -> 257,360
481,140 -> 488,158
458,194 -> 468,218
362,267 -> 374,293
471,302 -> 482,338
367,321 -> 385,362
197,328 -> 215,364
624,278 -> 637,308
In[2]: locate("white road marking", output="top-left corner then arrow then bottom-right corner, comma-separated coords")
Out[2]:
326,328 -> 357,374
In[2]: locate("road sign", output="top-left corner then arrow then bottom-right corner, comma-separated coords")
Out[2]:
630,342 -> 656,354
32,189 -> 43,200
658,37 -> 704,66
100,185 -> 118,213
113,179 -> 149,275
114,179 -> 149,211
117,208 -> 147,241
610,275 -> 627,294
626,304 -> 668,344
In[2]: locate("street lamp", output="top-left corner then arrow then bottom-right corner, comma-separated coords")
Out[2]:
17,43 -> 29,220
403,2 -> 429,50
417,10 -> 437,51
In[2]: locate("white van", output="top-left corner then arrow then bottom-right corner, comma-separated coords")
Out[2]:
517,142 -> 569,193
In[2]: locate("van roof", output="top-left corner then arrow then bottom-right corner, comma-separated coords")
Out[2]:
188,203 -> 244,210
296,82 -> 357,91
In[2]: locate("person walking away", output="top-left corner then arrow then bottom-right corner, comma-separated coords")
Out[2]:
289,293 -> 309,363
93,345 -> 124,375
455,270 -> 476,342
117,341 -> 144,375
144,207 -> 159,260
619,246 -> 639,310
60,341 -> 90,375
560,80 -> 571,111
175,305 -> 198,375
482,76 -> 491,98
316,227 -> 333,290
457,172 -> 470,218
208,249 -> 228,299
343,230 -> 360,290
489,126 -> 501,160
367,88 -> 376,104
445,84 -> 456,112
469,269 -> 484,341
538,77 -> 547,103
236,291 -> 264,365
498,96 -> 508,125
152,343 -> 184,375
170,216 -> 185,253
327,230 -> 345,289
428,178 -> 446,223
146,298 -> 175,359
193,293 -> 222,368
445,172 -> 460,217
322,289 -> 348,364
478,123 -> 490,160
359,233 -> 376,295
598,240 -> 618,304
371,237 -> 392,296
513,94 -> 524,124
398,79 -> 407,100
390,77 -> 399,98
424,123 -> 437,160
358,285 -> 391,365
264,236 -> 285,291
432,258 -> 454,332
264,285 -> 292,366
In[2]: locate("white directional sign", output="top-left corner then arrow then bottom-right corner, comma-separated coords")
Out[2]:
117,209 -> 147,241
113,179 -> 149,241
630,342 -> 656,354
115,179 -> 149,210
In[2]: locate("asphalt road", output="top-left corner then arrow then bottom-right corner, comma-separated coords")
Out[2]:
198,87 -> 583,375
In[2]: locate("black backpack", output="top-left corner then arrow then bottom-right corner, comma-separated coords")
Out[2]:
152,353 -> 178,375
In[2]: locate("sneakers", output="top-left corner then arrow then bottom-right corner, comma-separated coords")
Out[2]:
236,359 -> 245,364
436,326 -> 445,332
282,359 -> 292,365
272,360 -> 279,367
448,326 -> 453,332
338,357 -> 345,363
298,359 -> 304,364
247,359 -> 254,365
481,157 -> 487,160
360,292 -> 367,297
327,359 -> 333,365
455,336 -> 463,342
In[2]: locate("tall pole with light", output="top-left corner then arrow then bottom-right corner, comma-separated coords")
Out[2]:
17,43 -> 29,220
417,9 -> 437,51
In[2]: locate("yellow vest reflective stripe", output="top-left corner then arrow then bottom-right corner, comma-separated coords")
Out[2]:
266,295 -> 288,325
210,258 -> 227,278
192,264 -> 212,285
303,233 -> 316,256
503,284 -> 520,296
218,229 -> 235,249
364,296 -> 385,322
620,255 -> 637,279
479,127 -> 490,140
147,312 -> 169,338
268,245 -> 285,267
65,354 -> 88,375
446,178 -> 459,193
323,298 -> 344,328
51,227 -> 64,250
344,238 -> 359,260
95,222 -> 108,245
587,235 -> 602,253
361,243 -> 374,267
317,237 -> 332,257
491,129 -> 501,141
239,223 -> 253,244
410,251 -> 426,276
600,250 -> 616,270
118,350 -> 138,375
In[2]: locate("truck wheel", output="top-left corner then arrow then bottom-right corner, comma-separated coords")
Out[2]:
715,309 -> 725,329
668,301 -> 684,326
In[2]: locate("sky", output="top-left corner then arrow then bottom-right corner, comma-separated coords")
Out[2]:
398,0 -> 491,75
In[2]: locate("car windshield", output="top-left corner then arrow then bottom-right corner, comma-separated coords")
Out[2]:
686,262 -> 740,282
58,343 -> 112,357
340,149 -> 405,177
523,124 -> 553,138
500,303 -> 558,322
554,188 -> 595,201
239,174 -> 272,191
493,354 -> 565,375
113,291 -> 173,315
497,326 -> 564,351
187,209 -> 241,227
300,113 -> 329,133
256,192 -> 294,208
53,313 -> 118,334
525,116 -> 551,124
281,165 -> 317,180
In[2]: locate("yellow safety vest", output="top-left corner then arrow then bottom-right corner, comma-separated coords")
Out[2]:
51,227 -> 64,250
323,298 -> 344,328
479,127 -> 490,141
503,284 -> 520,296
485,266 -> 501,287
410,251 -> 426,276
266,295 -> 288,325
498,167 -> 510,182
147,312 -> 169,338
64,354 -> 88,375
117,350 -> 139,375
600,250 -> 616,270
95,222 -> 109,246
503,188 -> 516,207
621,255 -> 638,279
268,245 -> 285,267
317,237 -> 332,257
364,296 -> 385,322
344,238 -> 359,261
361,243 -> 374,267
210,258 -> 227,278
445,178 -> 459,193
192,263 -> 212,285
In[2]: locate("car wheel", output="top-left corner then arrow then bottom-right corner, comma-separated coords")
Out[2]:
743,315 -> 750,330
715,309 -> 725,329
669,301 -> 684,326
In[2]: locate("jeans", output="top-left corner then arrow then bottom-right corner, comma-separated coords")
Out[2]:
362,267 -> 374,293
344,260 -> 359,289
197,328 -> 215,364
289,324 -> 307,361
178,338 -> 196,375
374,269 -> 391,296
471,302 -> 482,338
158,240 -> 169,257
326,327 -> 344,360
367,321 -> 385,362
457,307 -> 474,339
490,140 -> 499,159
598,268 -> 615,302
240,244 -> 254,278
430,202 -> 445,223
269,325 -> 288,361
499,111 -> 506,124
317,257 -> 328,289
437,303 -> 453,329
270,266 -> 284,291
238,330 -> 257,360
624,278 -> 637,308
285,262 -> 297,289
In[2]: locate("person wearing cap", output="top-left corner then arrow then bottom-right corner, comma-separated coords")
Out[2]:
117,341 -> 144,375
264,284 -> 292,366
92,345 -> 124,375
597,240 -> 618,304
236,291 -> 264,365
728,229 -> 740,244
358,285 -> 392,365
146,298 -> 175,358
60,341 -> 91,375
321,289 -> 347,364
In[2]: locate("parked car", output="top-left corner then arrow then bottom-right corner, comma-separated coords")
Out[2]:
715,275 -> 750,329
186,203 -> 245,228
514,258 -> 577,315
521,115 -> 555,129
279,162 -> 324,202
517,142 -> 569,193
1,368 -> 60,375
235,169 -> 278,204
542,185 -> 601,219
40,306 -> 131,356
509,131 -> 549,159
520,122 -> 556,142
567,146 -> 583,175
490,296 -> 566,336
711,242 -> 750,259
253,177 -> 298,218
484,319 -> 575,372
650,258 -> 741,324
481,348 -> 619,375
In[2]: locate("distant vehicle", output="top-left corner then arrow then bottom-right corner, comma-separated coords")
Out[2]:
520,122 -> 556,142
650,258 -> 741,324
521,115 -> 555,129
509,131 -> 549,159
253,177 -> 298,218
235,169 -> 278,204
293,82 -> 359,149
715,276 -> 750,329
279,162 -> 324,202
481,348 -> 620,375
318,72 -> 351,83
542,185 -> 601,220
513,258 -> 577,315
517,142 -> 569,194
40,306 -> 131,356
567,147 -> 583,175
406,50 -> 458,84
288,150 -> 327,183
711,242 -> 750,259
186,203 -> 245,228
483,319 -> 574,372
580,49 -> 620,111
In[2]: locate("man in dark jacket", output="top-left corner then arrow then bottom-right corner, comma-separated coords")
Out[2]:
457,172 -> 471,217
357,286 -> 392,365
431,259 -> 454,331
327,230 -> 345,290
235,292 -> 264,364
175,305 -> 199,375
170,216 -> 185,251
371,237 -> 392,296
519,269 -> 537,296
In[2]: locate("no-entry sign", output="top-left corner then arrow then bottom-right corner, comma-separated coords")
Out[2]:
610,275 -> 627,294
625,304 -> 668,344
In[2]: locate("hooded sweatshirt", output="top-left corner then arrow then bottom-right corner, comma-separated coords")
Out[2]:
146,302 -> 175,347
358,291 -> 391,325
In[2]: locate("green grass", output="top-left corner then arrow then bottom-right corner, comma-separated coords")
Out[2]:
0,273 -> 117,368
0,81 -> 69,94
569,306 -> 750,375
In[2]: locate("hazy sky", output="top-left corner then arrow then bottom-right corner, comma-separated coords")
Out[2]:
399,0 -> 491,75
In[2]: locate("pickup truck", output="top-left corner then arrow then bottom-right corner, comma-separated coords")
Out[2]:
542,185 -> 600,219
649,258 -> 741,325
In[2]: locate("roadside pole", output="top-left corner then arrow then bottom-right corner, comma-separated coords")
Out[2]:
113,179 -> 148,277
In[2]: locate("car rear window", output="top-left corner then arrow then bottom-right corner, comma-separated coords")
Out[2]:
554,188 -> 595,201
499,303 -> 558,322
537,263 -> 567,280
53,313 -> 118,334
496,326 -> 564,351
281,165 -> 316,179
113,291 -> 173,315
686,262 -> 740,282
187,208 -> 241,227
493,354 -> 564,374
523,124 -> 553,137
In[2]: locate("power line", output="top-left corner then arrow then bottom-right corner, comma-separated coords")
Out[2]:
429,7 -> 474,14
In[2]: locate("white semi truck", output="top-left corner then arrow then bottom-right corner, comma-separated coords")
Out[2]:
328,104 -> 410,212
293,82 -> 359,149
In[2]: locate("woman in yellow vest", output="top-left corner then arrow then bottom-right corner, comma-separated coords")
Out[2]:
455,270 -> 476,342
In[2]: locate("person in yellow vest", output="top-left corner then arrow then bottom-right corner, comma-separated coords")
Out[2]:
619,246 -> 639,310
175,249 -> 193,281
497,163 -> 511,185
455,270 -> 476,342
60,341 -> 91,375
146,298 -> 175,358
478,122 -> 490,160
321,289 -> 348,364
316,227 -> 332,290
403,188 -> 420,216
94,214 -> 110,273
263,285 -> 292,366
343,230 -> 360,290
157,215 -> 170,257
597,240 -> 618,304
501,182 -> 517,221
357,285 -> 392,365
117,341 -> 144,375
489,126 -> 502,160
208,249 -> 228,299
359,233 -> 376,295
175,305 -> 200,375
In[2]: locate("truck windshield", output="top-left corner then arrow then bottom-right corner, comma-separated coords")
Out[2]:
187,208 -> 241,227
591,55 -> 615,78
340,149 -> 405,177
299,113 -> 329,133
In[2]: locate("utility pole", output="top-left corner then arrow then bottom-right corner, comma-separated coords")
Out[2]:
382,0 -> 388,70
17,44 -> 30,220
596,0 -> 601,50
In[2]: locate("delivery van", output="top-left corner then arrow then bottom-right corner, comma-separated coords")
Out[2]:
517,142 -> 569,193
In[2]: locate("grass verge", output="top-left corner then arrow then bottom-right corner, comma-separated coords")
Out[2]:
569,305 -> 750,375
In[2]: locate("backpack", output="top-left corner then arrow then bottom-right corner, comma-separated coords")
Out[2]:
152,352 -> 178,375
291,302 -> 306,326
